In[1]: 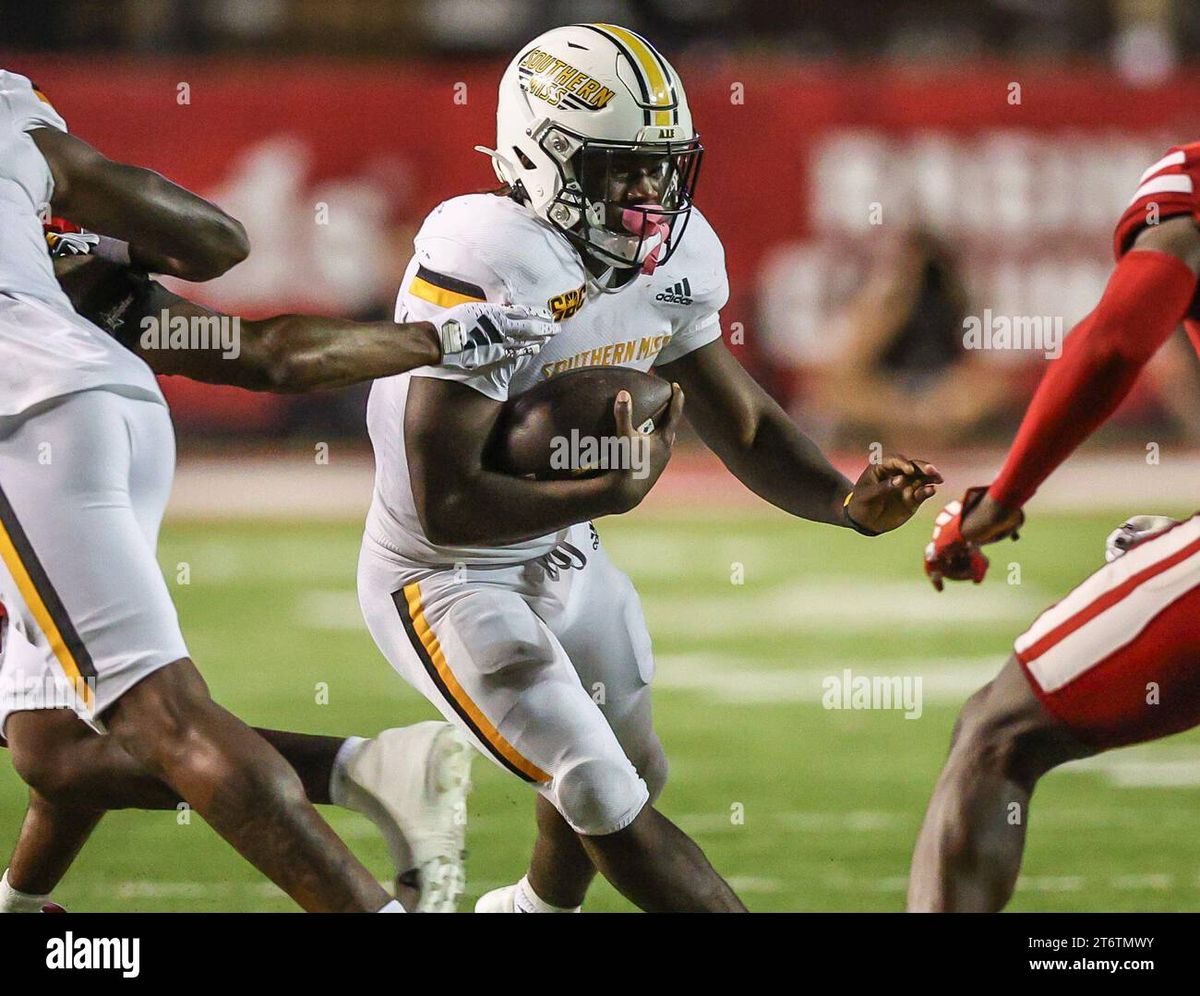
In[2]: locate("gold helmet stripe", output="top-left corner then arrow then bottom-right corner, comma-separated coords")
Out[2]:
592,23 -> 675,127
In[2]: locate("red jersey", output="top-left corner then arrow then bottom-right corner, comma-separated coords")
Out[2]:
1113,142 -> 1200,260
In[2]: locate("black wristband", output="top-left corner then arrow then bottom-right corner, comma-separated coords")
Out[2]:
842,493 -> 882,537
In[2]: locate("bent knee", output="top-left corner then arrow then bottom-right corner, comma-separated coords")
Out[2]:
6,712 -> 98,802
634,738 -> 668,805
553,756 -> 649,836
11,744 -> 79,802
954,698 -> 1047,786
104,658 -> 211,743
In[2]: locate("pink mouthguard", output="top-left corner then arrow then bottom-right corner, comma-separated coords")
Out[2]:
621,204 -> 671,274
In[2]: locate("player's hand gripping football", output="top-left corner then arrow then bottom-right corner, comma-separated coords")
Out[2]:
436,302 -> 556,370
843,455 -> 943,535
924,486 -> 1025,591
608,383 -> 685,512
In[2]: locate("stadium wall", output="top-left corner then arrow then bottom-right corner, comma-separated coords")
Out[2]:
5,55 -> 1200,432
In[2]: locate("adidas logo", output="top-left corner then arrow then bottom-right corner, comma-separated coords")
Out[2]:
655,277 -> 693,305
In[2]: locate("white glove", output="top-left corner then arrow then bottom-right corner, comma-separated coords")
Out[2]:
1104,514 -> 1179,562
436,302 -> 556,370
46,229 -> 100,258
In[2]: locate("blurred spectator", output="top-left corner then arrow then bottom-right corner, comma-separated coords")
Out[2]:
808,230 -> 1015,449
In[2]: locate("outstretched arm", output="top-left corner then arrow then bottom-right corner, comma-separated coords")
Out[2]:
657,339 -> 940,533
963,217 -> 1200,544
54,256 -> 555,391
925,217 -> 1200,590
31,127 -> 248,281
133,295 -> 444,393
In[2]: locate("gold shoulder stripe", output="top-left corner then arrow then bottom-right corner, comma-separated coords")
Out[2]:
409,276 -> 484,309
409,264 -> 487,308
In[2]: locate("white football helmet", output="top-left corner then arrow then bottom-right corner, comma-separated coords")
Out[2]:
478,23 -> 703,273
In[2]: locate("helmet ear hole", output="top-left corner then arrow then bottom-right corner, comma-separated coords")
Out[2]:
513,147 -> 537,170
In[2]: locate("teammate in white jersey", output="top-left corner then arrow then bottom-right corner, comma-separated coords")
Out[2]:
0,70 -> 554,912
358,24 -> 943,912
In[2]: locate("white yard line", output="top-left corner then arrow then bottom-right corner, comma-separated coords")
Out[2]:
1061,745 -> 1200,788
654,653 -> 1001,705
168,451 -> 1200,520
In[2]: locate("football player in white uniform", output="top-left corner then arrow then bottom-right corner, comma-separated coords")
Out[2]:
0,70 -> 555,912
358,24 -> 942,912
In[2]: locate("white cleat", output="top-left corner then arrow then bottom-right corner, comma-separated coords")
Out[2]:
474,884 -> 519,913
338,722 -> 474,912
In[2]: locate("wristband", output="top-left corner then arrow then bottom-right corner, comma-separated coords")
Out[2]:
439,317 -> 466,355
94,236 -> 132,267
842,491 -> 881,537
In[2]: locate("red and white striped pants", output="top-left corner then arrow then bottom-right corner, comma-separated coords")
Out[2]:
1016,514 -> 1200,749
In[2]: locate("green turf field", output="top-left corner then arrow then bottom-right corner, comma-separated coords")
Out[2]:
3,503 -> 1198,912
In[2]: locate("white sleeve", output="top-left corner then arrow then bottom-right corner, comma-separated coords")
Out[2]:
655,310 -> 724,365
653,216 -> 730,366
396,234 -> 531,402
0,72 -> 68,135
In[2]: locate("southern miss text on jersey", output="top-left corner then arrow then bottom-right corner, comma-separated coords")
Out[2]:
364,191 -> 728,567
400,192 -> 727,398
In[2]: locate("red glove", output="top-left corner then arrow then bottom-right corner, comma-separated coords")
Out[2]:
43,215 -> 83,235
924,487 -> 993,592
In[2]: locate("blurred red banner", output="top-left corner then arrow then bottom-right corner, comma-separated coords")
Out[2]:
6,56 -> 1200,429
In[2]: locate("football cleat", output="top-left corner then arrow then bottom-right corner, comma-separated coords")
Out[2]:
336,722 -> 474,912
1104,514 -> 1179,562
474,883 -> 519,913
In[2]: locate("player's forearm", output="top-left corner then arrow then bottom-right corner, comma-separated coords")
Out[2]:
419,470 -> 626,547
990,251 -> 1196,508
663,340 -> 852,525
239,316 -> 442,392
71,166 -> 246,281
703,406 -> 852,525
91,276 -> 441,392
33,129 -> 248,282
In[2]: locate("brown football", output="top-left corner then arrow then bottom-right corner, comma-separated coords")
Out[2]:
487,366 -> 673,479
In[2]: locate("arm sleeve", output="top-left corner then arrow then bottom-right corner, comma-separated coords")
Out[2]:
396,234 -> 528,402
653,220 -> 730,366
989,147 -> 1200,508
989,249 -> 1197,508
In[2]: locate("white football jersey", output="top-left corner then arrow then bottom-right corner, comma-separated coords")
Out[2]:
0,71 -> 162,417
365,191 -> 728,566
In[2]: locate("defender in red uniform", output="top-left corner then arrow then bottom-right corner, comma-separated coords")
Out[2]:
911,144 -> 1200,912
